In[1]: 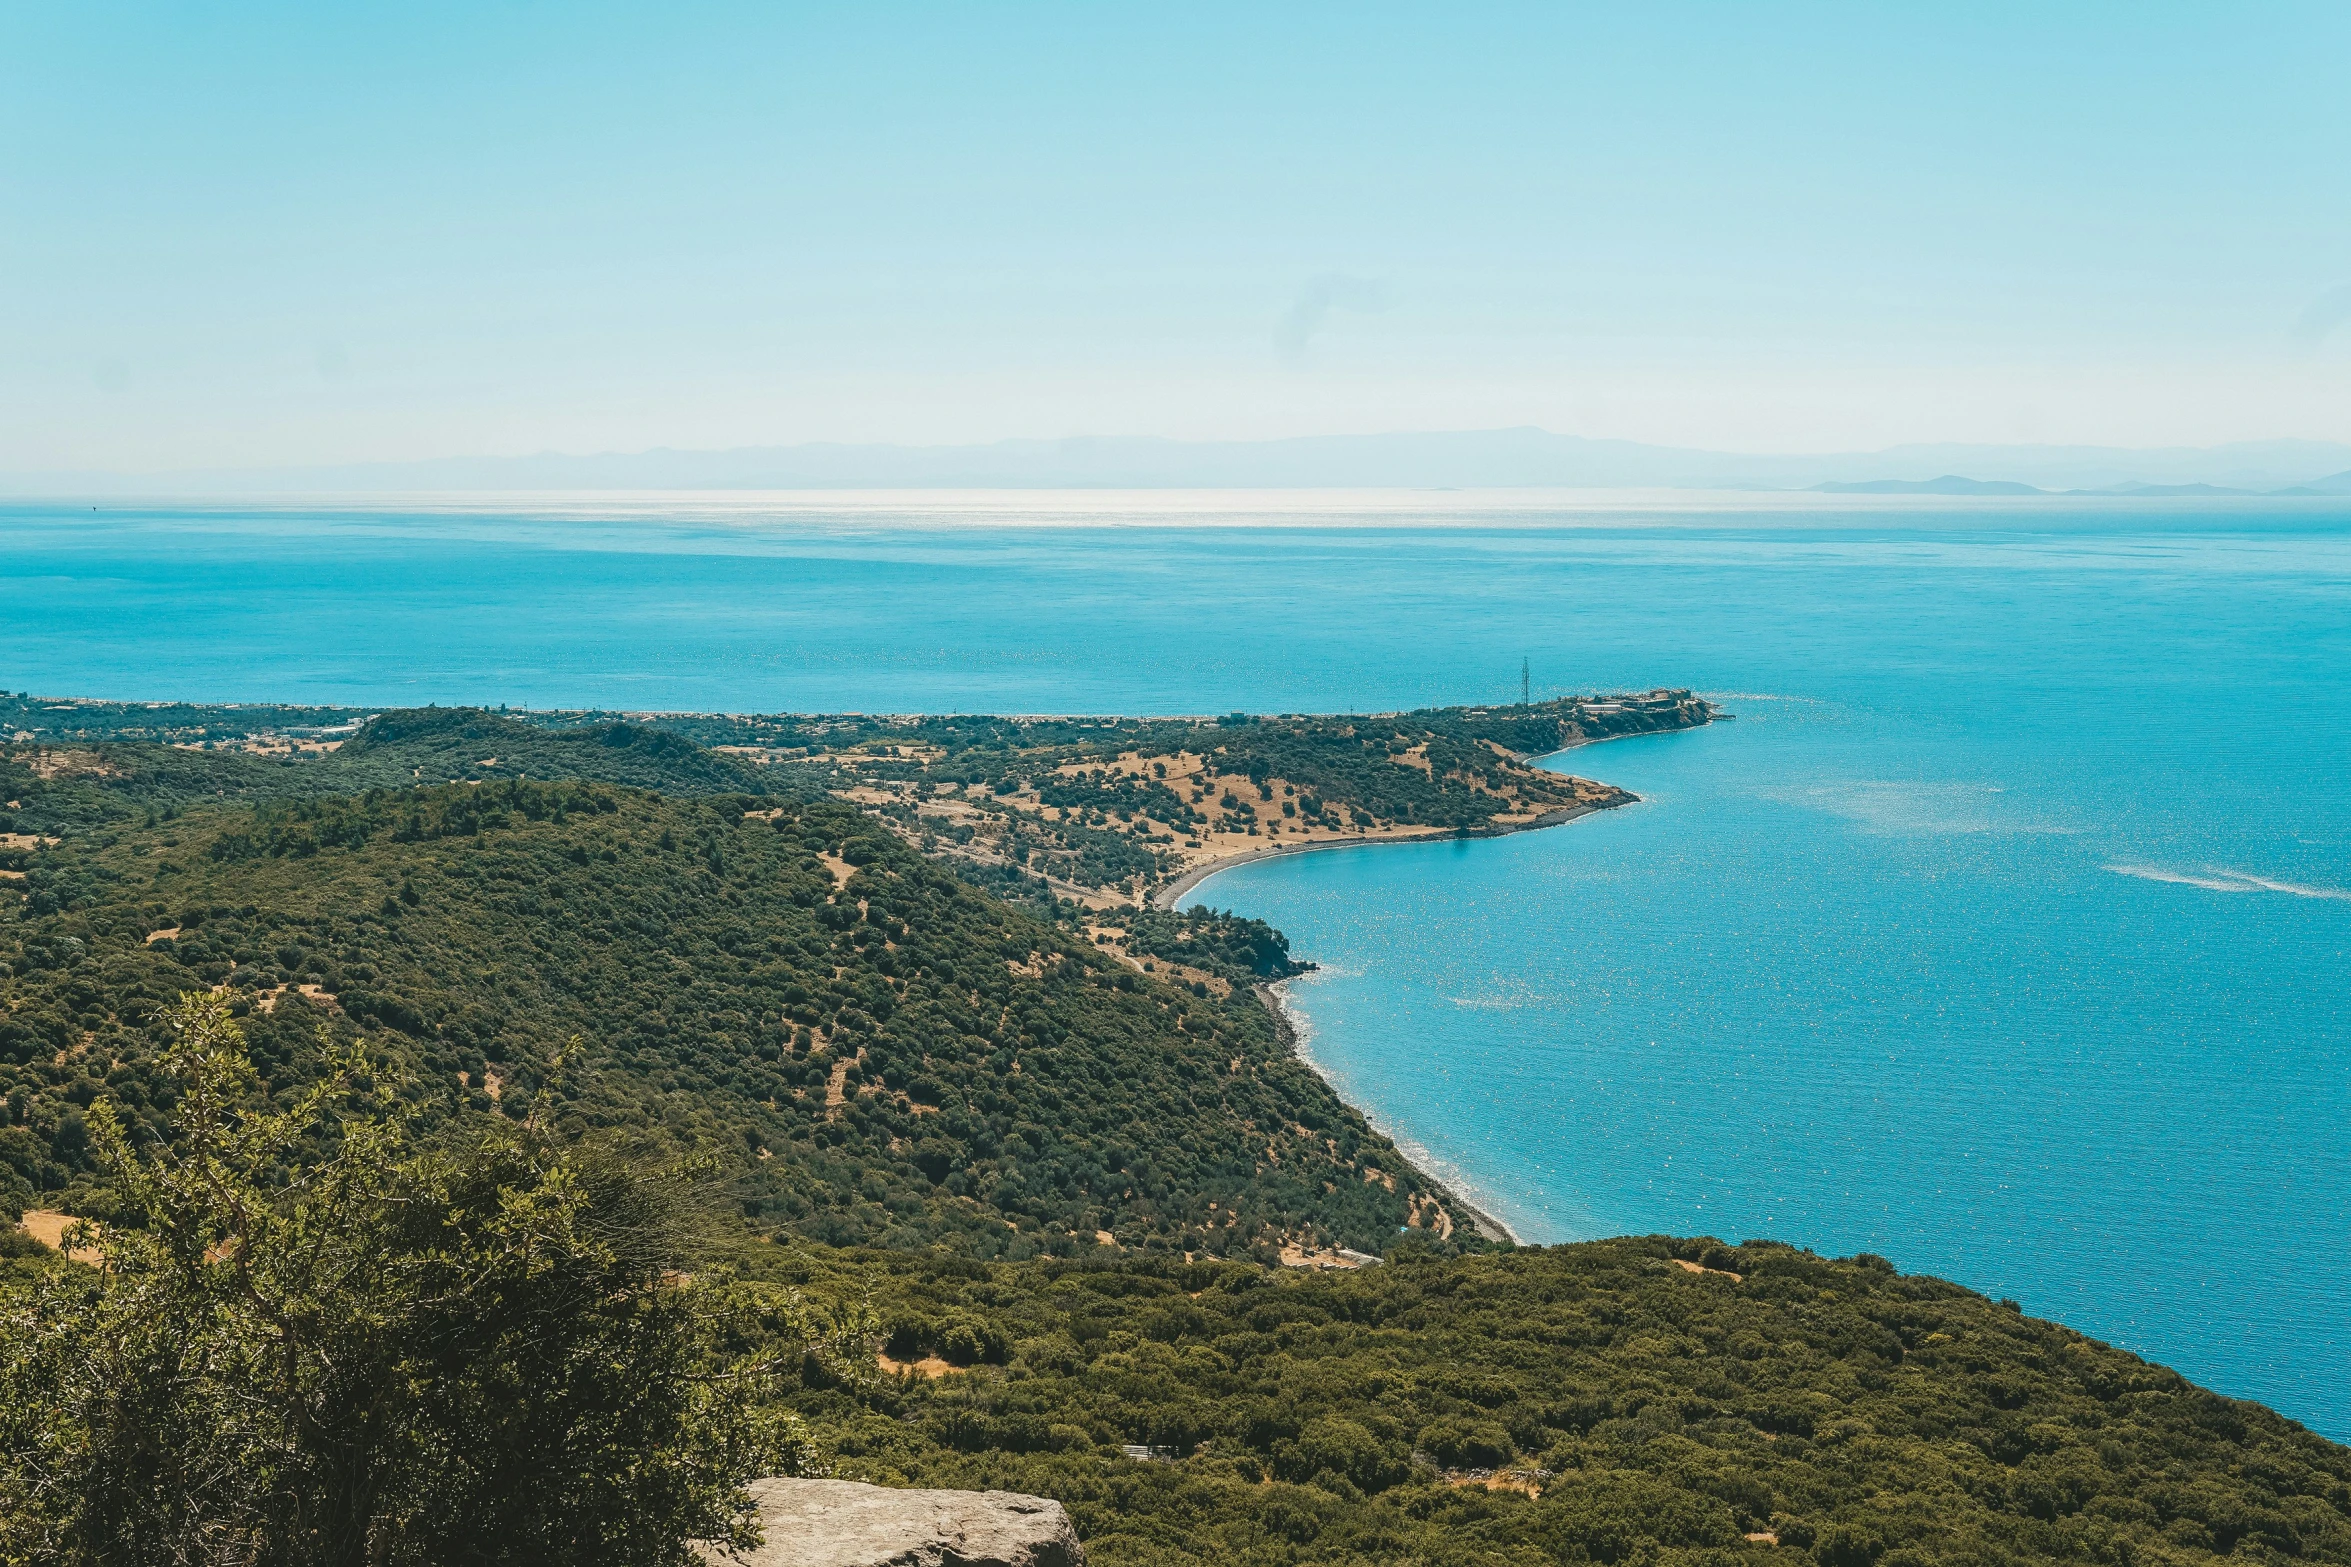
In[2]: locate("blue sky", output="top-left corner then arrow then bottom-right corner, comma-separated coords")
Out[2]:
5,2 -> 2349,470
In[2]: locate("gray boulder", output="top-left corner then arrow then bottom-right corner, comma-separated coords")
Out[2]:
698,1477 -> 1085,1567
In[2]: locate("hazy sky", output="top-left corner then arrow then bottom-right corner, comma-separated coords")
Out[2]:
7,2 -> 2350,471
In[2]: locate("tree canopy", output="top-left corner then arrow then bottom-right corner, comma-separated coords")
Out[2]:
741,1238 -> 2351,1567
0,994 -> 809,1567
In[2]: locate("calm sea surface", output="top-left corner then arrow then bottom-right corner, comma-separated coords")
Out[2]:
8,493 -> 2348,1434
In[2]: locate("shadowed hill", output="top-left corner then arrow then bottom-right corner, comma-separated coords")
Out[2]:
328,707 -> 779,794
0,708 -> 788,836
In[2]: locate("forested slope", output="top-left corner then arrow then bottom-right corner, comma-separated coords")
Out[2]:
0,706 -> 777,836
0,772 -> 1459,1257
10,694 -> 2348,1567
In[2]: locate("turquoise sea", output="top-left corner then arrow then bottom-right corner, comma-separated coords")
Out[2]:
7,493 -> 2348,1436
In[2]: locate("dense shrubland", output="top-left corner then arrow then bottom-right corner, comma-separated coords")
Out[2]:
5,698 -> 2346,1567
0,996 -> 810,1567
755,1238 -> 2351,1566
0,768 -> 1460,1258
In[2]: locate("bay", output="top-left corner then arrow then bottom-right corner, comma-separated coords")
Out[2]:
7,492 -> 2348,1434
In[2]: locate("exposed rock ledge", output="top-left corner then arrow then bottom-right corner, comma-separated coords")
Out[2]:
698,1477 -> 1085,1567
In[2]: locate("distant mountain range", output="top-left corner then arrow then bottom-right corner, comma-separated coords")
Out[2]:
1814,470 -> 2351,497
10,429 -> 2351,497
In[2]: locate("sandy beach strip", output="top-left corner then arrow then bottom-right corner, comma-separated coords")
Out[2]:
1151,798 -> 1608,911
1152,725 -> 1707,1244
1255,977 -> 1525,1248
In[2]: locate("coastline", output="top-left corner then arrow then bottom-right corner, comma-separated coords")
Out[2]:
1258,976 -> 1525,1248
1151,799 -> 1611,911
1172,723 -> 1719,1248
1149,715 -> 1713,913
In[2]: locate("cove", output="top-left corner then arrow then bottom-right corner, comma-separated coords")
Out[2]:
1194,682 -> 2349,1439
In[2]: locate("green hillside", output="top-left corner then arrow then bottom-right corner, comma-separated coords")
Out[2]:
1,691 -> 1715,898
524,690 -> 1718,897
7,696 -> 2348,1567
0,772 -> 1460,1258
326,706 -> 778,795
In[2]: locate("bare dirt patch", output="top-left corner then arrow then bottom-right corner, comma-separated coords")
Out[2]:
1446,1470 -> 1548,1498
19,1209 -> 102,1265
822,1049 -> 866,1118
21,749 -> 115,780
877,1352 -> 963,1378
1400,1193 -> 1456,1242
249,984 -> 338,1015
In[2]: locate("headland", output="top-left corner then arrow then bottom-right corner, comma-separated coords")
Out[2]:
0,685 -> 1711,1260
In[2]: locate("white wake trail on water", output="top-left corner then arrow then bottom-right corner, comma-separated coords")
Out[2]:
2106,864 -> 2351,900
1762,779 -> 2073,836
1445,977 -> 1572,1011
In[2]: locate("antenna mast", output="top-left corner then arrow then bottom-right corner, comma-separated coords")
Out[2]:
1521,657 -> 1530,709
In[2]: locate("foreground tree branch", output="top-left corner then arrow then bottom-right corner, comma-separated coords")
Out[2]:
0,993 -> 807,1567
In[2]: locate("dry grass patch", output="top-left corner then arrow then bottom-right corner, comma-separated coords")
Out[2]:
19,1209 -> 102,1265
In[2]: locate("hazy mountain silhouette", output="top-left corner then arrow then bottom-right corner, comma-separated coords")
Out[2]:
13,429 -> 2351,496
1813,476 -> 2045,495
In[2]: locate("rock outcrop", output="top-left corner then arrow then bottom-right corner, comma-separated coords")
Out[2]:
698,1477 -> 1084,1567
